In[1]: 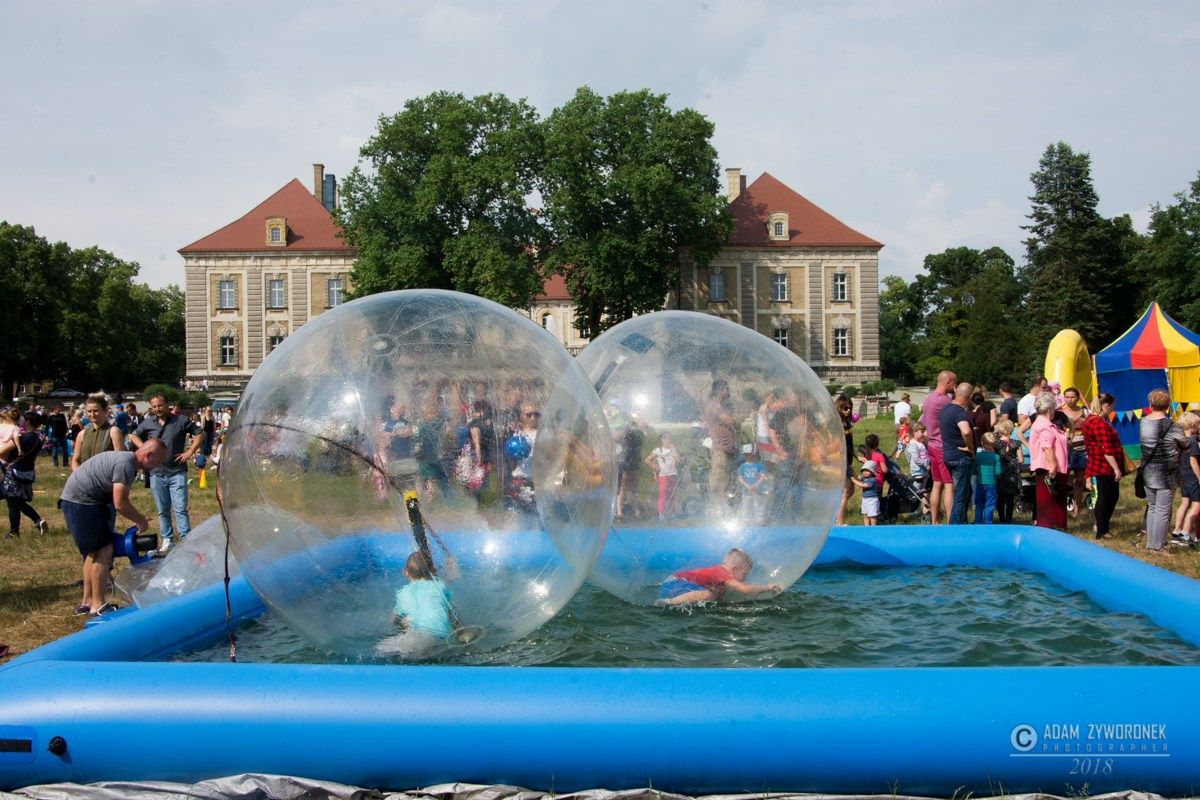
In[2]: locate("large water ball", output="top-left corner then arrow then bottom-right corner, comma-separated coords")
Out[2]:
220,290 -> 615,658
576,311 -> 844,606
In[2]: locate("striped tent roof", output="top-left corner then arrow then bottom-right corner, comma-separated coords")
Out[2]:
1096,302 -> 1200,371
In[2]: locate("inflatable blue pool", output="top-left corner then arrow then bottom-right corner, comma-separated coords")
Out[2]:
2,524 -> 1198,796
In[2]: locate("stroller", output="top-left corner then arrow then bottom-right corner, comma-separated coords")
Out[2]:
874,451 -> 928,524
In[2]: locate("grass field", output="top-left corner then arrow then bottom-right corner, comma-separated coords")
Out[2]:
1,418 -> 1196,663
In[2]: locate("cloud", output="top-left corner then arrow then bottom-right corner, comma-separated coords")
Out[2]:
1,0 -> 1198,291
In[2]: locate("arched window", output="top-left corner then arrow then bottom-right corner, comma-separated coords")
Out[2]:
542,313 -> 554,331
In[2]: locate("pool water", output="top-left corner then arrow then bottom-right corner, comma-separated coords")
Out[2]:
170,564 -> 1200,667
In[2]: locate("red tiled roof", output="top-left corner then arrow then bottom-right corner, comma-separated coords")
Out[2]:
729,172 -> 882,249
535,272 -> 570,301
179,179 -> 353,253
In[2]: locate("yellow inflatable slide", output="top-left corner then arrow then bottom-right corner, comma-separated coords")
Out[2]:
1043,329 -> 1094,400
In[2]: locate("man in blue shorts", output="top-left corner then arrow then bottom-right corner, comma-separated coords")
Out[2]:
60,439 -> 165,616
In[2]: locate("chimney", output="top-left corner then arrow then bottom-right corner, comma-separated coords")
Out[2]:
313,164 -> 325,199
726,168 -> 745,202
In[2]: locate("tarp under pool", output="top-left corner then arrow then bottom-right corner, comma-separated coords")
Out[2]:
1,525 -> 1199,797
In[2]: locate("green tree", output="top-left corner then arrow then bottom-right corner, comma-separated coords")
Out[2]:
136,285 -> 186,386
1020,142 -> 1136,355
58,247 -> 144,390
541,87 -> 731,338
877,275 -> 923,384
0,222 -> 74,397
339,92 -> 547,307
910,246 -> 1011,383
955,251 -> 1026,387
1133,171 -> 1200,330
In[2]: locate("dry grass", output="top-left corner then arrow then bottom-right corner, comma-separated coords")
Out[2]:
2,423 -> 1197,662
0,463 -> 221,660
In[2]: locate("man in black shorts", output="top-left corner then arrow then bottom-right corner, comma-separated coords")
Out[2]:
60,439 -> 165,616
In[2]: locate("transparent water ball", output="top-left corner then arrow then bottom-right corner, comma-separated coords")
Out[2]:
219,290 -> 615,658
113,515 -> 239,608
576,311 -> 844,606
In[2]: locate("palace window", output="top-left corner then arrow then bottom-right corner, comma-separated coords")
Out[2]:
268,334 -> 286,353
773,328 -> 789,349
326,277 -> 344,308
218,280 -> 236,310
268,279 -> 286,309
270,227 -> 281,243
542,313 -> 553,331
219,335 -> 237,366
770,272 -> 789,302
709,271 -> 726,301
832,273 -> 848,303
832,328 -> 851,357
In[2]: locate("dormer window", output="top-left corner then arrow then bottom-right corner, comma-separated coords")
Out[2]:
767,211 -> 789,241
266,216 -> 287,247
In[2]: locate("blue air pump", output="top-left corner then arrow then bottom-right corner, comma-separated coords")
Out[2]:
113,526 -> 157,566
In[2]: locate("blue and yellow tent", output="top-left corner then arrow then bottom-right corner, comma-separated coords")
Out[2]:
1096,302 -> 1200,450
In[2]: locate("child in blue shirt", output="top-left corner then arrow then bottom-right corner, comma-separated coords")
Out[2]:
736,444 -> 766,520
974,432 -> 1001,524
376,550 -> 453,658
850,460 -> 880,524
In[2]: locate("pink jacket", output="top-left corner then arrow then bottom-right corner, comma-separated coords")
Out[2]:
1029,415 -> 1068,474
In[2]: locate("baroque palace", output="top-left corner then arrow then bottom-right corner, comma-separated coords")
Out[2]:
183,166 -> 881,390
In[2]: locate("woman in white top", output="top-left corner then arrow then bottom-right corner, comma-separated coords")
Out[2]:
645,432 -> 681,520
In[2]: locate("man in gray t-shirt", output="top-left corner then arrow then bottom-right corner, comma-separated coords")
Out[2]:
60,440 -> 165,616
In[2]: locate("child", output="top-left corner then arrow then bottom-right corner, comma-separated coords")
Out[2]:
377,551 -> 453,658
1172,412 -> 1200,546
850,460 -> 880,525
974,432 -> 1000,524
645,431 -> 680,519
905,422 -> 931,518
735,443 -> 766,521
657,548 -> 782,606
993,419 -> 1020,523
862,433 -> 888,478
893,416 -> 911,457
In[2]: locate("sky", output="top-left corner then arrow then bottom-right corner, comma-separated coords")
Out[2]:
3,1 -> 1198,290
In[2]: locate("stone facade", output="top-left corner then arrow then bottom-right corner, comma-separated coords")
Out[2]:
679,170 -> 881,384
180,172 -> 355,392
184,254 -> 354,390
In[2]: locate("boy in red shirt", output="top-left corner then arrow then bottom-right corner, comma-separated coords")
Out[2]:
657,548 -> 782,606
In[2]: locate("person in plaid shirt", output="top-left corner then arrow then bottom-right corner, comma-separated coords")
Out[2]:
1082,393 -> 1124,539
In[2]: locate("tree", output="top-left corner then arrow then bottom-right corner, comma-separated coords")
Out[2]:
1133,171 -> 1200,330
1,222 -> 185,394
541,87 -> 731,338
877,275 -> 923,384
955,251 -> 1026,387
339,92 -> 547,308
1020,142 -> 1136,355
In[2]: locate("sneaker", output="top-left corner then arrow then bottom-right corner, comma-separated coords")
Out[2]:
1170,532 -> 1187,546
73,604 -> 91,616
91,602 -> 120,616
36,519 -> 49,534
157,539 -> 172,555
1066,498 -> 1076,514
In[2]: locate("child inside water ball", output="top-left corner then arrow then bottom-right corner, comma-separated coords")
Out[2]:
656,548 -> 782,606
376,550 -> 453,658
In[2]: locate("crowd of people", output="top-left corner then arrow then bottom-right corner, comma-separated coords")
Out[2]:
842,373 -> 1200,551
1,394 -> 229,617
